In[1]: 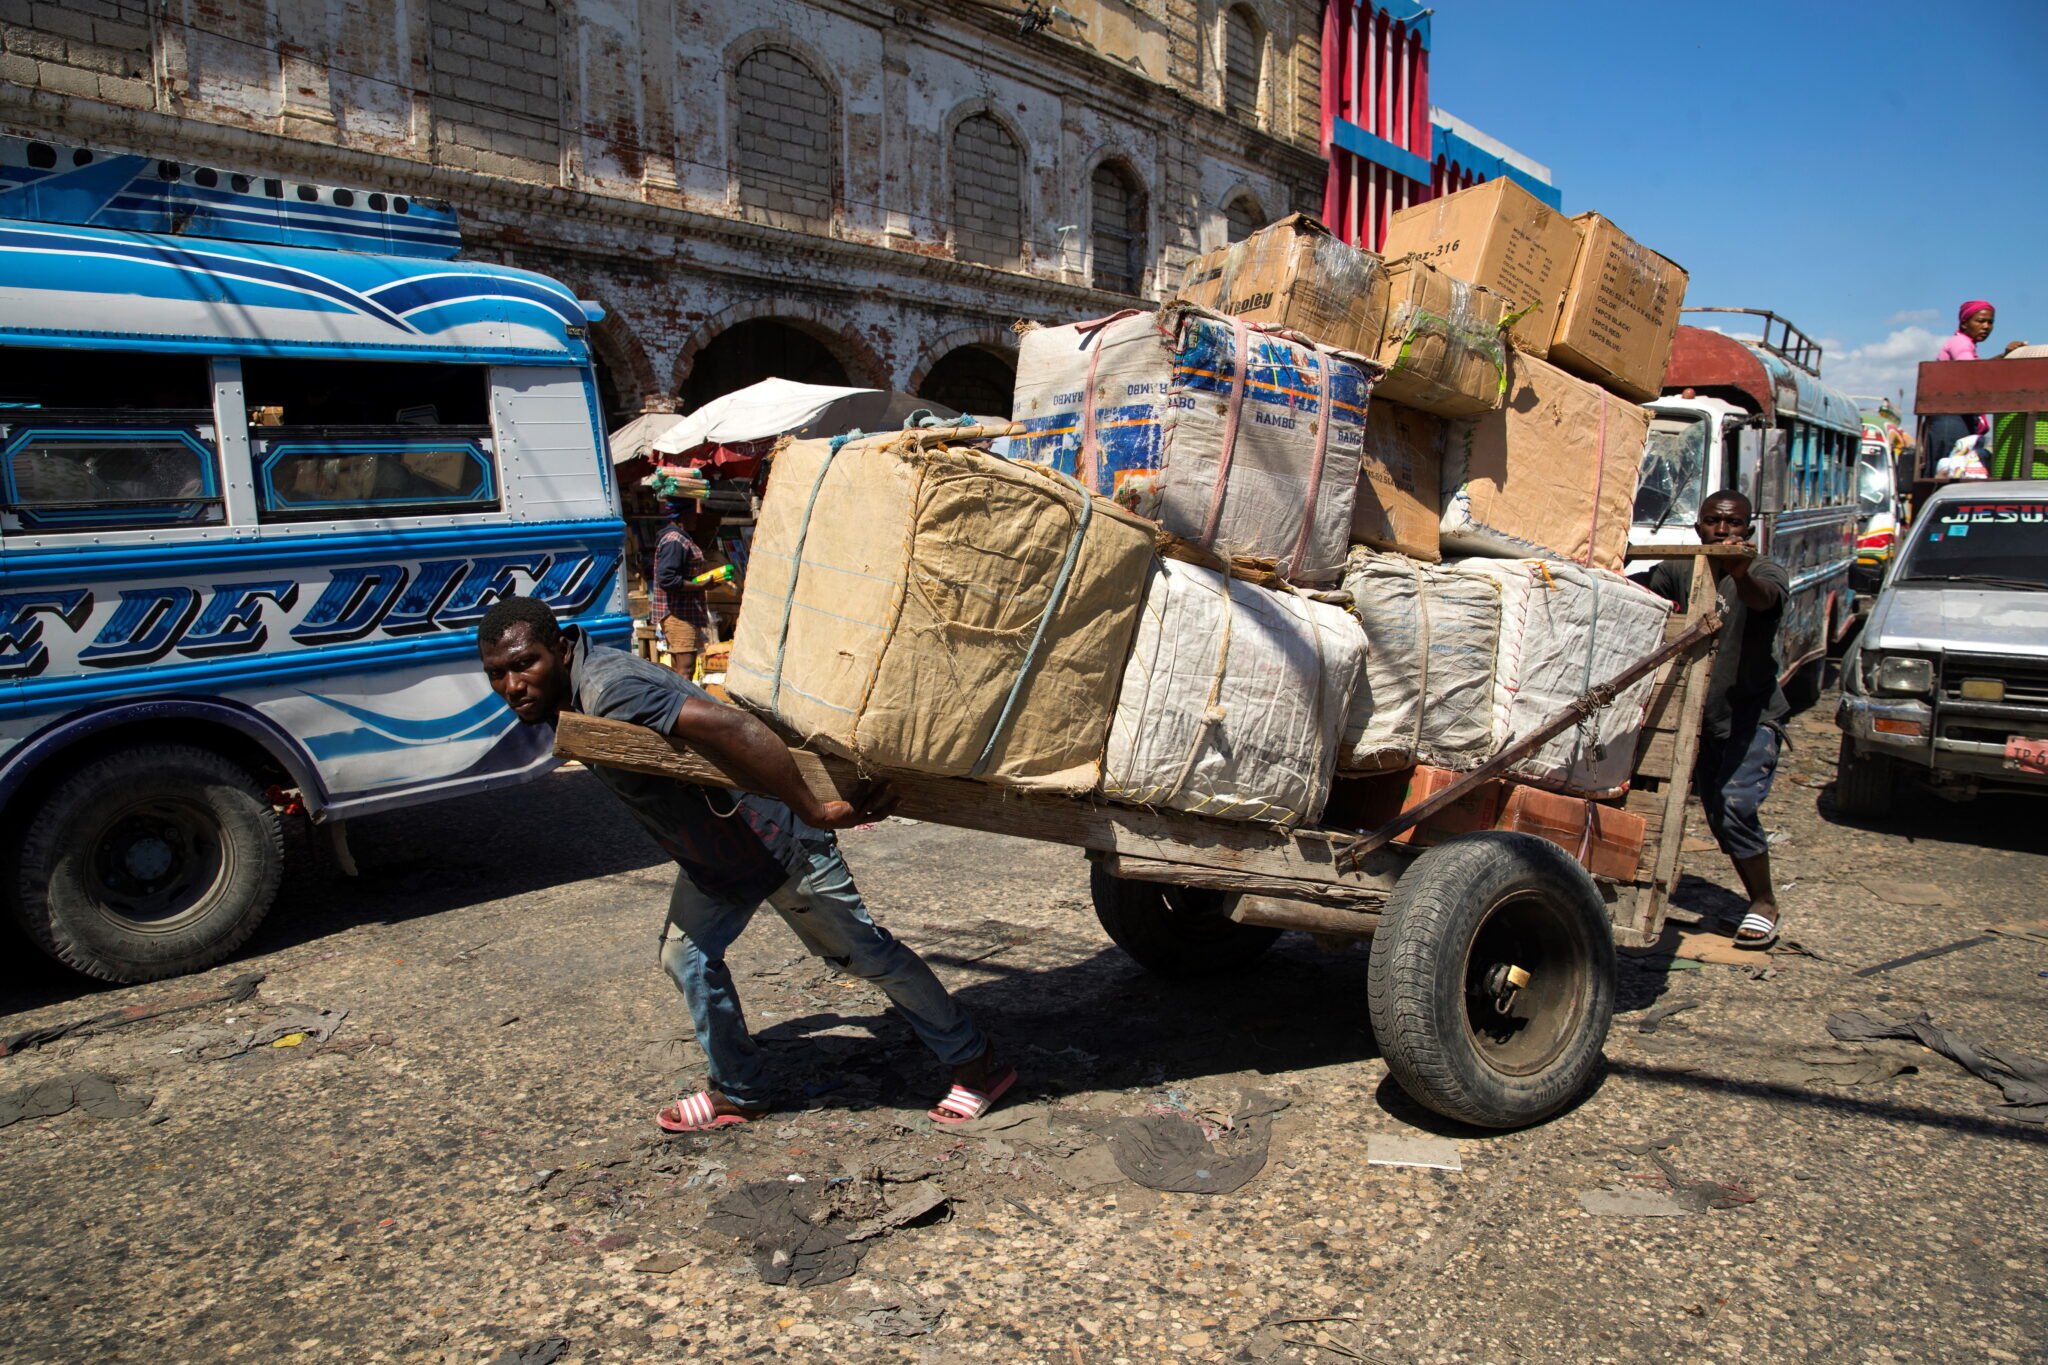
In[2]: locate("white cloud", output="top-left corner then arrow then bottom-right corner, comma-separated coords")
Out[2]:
1823,326 -> 1942,408
1887,308 -> 1940,326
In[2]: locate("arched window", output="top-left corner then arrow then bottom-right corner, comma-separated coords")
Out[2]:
1223,5 -> 1263,119
734,47 -> 835,226
1224,192 -> 1264,244
1090,163 -> 1146,296
951,114 -> 1024,268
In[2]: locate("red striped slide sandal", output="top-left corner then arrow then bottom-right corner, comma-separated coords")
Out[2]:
929,1066 -> 1018,1125
657,1092 -> 754,1133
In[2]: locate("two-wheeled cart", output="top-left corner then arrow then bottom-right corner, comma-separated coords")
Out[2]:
555,545 -> 1731,1129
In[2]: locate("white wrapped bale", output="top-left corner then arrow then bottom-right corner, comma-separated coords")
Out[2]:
1011,305 -> 1373,585
1103,557 -> 1366,824
1338,549 -> 1503,772
1456,558 -> 1673,797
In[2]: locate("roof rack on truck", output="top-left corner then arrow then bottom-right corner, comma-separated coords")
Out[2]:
1680,306 -> 1823,377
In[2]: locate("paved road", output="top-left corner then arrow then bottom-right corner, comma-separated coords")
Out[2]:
2,697 -> 2045,1364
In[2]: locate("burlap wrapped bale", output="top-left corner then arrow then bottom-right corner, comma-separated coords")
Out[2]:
726,432 -> 1154,793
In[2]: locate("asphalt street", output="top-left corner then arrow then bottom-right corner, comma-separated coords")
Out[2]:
2,694 -> 2045,1364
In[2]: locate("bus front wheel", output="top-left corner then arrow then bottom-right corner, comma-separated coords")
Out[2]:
12,745 -> 285,983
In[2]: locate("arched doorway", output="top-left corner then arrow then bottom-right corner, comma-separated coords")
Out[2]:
917,344 -> 1016,419
679,319 -> 852,411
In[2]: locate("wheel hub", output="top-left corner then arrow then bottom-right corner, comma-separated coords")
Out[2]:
122,832 -> 176,882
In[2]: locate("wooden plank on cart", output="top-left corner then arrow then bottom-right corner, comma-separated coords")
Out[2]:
554,713 -> 1409,905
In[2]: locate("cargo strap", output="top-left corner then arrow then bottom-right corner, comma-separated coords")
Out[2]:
1410,560 -> 1432,753
1200,315 -> 1253,545
1282,348 -> 1335,582
766,440 -> 850,715
1074,309 -> 1145,494
969,461 -> 1094,779
1586,396 -> 1609,571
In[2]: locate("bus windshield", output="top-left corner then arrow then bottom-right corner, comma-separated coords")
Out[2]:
1857,445 -> 1892,513
1633,415 -> 1711,530
1897,497 -> 2048,589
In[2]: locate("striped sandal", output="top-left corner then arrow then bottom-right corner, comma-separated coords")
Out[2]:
657,1091 -> 754,1133
929,1066 -> 1018,1125
1732,911 -> 1783,952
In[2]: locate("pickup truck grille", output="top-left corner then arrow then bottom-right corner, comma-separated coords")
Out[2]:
1940,654 -> 2048,706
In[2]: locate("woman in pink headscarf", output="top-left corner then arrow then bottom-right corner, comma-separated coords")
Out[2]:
1927,302 -> 2030,468
1937,300 -> 2028,361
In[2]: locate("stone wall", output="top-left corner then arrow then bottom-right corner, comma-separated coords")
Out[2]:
0,0 -> 1327,418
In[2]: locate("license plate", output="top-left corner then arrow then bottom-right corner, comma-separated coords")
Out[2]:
2004,736 -> 2048,773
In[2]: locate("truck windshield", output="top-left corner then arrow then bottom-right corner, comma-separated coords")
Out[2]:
1633,415 -> 1710,530
1856,445 -> 1892,512
1897,498 -> 2048,588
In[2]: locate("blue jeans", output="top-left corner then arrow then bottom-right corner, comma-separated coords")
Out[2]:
1695,724 -> 1781,862
657,839 -> 986,1109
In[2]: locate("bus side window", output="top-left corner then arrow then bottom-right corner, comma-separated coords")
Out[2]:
0,346 -> 225,534
240,358 -> 499,521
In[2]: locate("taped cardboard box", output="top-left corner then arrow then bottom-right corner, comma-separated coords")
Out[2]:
1373,258 -> 1512,419
1382,178 -> 1582,359
1338,548 -> 1501,773
726,432 -> 1154,793
1440,350 -> 1649,573
1352,399 -> 1442,561
1177,213 -> 1391,357
1457,557 -> 1672,797
1012,305 -> 1372,585
1103,555 -> 1365,825
1549,213 -> 1688,402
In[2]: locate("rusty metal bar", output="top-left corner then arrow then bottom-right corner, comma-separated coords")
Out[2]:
1914,358 -> 2048,415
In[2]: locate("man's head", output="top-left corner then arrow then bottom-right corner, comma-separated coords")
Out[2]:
1696,490 -> 1754,546
478,595 -> 572,726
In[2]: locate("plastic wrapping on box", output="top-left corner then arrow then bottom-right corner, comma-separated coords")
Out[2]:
1177,214 -> 1391,357
1372,259 -> 1513,418
1457,558 -> 1672,797
1102,556 -> 1366,825
1338,548 -> 1502,773
1011,305 -> 1372,585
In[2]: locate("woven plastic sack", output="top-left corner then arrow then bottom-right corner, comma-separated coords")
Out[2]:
1338,548 -> 1502,773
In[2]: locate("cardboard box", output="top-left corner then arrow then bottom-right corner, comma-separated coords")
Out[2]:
1440,351 -> 1650,573
1177,214 -> 1390,357
1382,179 -> 1582,358
1549,213 -> 1688,402
1351,400 -> 1442,561
1373,258 -> 1512,418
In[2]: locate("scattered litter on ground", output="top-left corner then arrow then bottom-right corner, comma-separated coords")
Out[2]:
1,972 -> 264,1057
1828,1010 -> 2048,1122
1579,1188 -> 1690,1217
1617,1134 -> 1683,1155
1744,1051 -> 1915,1089
0,1073 -> 153,1127
1648,1150 -> 1755,1210
1636,1002 -> 1700,1033
1056,1144 -> 1126,1190
846,1180 -> 949,1241
633,1251 -> 689,1274
486,1337 -> 568,1365
1366,1134 -> 1460,1171
1105,1110 -> 1270,1194
854,1301 -> 944,1337
270,1033 -> 308,1048
706,1180 -> 865,1287
1985,920 -> 2048,946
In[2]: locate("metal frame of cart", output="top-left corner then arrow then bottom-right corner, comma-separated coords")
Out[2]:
555,541 -> 1731,1130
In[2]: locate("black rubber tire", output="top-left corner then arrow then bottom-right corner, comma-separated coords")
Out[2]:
1366,832 -> 1615,1129
13,745 -> 284,983
1089,862 -> 1279,978
1832,735 -> 1897,819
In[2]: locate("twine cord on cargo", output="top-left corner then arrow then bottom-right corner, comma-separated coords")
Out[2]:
1410,560 -> 1433,755
1586,396 -> 1610,581
767,440 -> 850,714
967,460 -> 1093,780
1199,315 -> 1254,545
1283,347 -> 1336,581
1155,560 -> 1237,808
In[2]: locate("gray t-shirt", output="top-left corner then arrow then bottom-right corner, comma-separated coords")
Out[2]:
564,628 -> 824,903
1644,556 -> 1792,739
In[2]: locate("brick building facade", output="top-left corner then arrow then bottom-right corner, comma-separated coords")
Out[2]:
0,0 -> 1328,423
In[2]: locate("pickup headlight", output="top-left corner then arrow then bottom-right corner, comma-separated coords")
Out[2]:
1874,655 -> 1935,695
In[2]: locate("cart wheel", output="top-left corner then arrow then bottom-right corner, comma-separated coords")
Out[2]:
1089,862 -> 1279,978
1366,833 -> 1614,1129
1831,735 -> 1897,817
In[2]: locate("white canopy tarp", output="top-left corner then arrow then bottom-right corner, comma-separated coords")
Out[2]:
645,378 -> 958,461
607,410 -> 687,466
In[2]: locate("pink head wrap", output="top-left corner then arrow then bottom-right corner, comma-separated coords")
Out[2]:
1959,300 -> 1995,327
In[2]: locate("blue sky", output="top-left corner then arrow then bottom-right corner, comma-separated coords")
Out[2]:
1427,0 -> 2046,409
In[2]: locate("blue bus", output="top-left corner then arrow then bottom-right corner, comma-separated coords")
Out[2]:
0,135 -> 629,981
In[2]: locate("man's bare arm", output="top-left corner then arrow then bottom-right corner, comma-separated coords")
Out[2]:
668,698 -> 897,830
